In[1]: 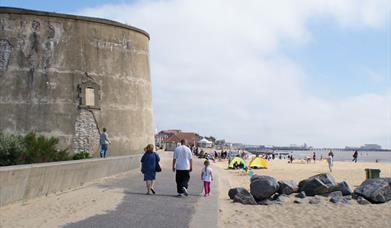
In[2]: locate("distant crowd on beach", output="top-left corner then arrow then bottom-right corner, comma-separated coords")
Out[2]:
189,146 -> 362,165
187,146 -> 364,174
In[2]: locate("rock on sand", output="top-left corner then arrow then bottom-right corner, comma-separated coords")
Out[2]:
354,178 -> 391,203
228,187 -> 248,200
232,189 -> 258,205
332,181 -> 353,196
250,175 -> 279,201
299,173 -> 337,196
278,180 -> 299,195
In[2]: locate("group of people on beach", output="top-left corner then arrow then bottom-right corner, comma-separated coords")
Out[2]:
289,150 -> 335,172
287,150 -> 360,171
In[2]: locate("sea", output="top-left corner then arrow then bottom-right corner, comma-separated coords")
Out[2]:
274,150 -> 391,163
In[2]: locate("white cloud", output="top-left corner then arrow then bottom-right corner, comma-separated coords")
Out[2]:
78,0 -> 391,148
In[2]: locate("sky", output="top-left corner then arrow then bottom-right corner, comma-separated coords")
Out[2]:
1,0 -> 390,148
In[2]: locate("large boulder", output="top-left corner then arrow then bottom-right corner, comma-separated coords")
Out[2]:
278,180 -> 299,195
250,175 -> 279,200
228,187 -> 248,200
332,181 -> 353,196
299,173 -> 337,196
233,189 -> 257,205
354,178 -> 391,203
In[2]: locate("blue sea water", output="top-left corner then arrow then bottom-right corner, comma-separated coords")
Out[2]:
275,150 -> 391,163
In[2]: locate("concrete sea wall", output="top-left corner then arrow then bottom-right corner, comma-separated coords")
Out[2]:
0,155 -> 140,207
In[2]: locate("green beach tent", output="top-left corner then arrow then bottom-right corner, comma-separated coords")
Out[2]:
228,157 -> 248,169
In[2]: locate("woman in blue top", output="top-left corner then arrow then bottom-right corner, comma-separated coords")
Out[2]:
141,144 -> 160,195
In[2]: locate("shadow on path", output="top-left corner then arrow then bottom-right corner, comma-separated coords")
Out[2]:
123,191 -> 202,198
64,153 -> 205,228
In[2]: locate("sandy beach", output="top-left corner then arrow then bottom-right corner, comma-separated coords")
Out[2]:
214,158 -> 391,228
1,152 -> 390,228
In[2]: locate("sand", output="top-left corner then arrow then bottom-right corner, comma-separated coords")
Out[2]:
1,152 -> 390,228
214,159 -> 391,228
0,173 -> 127,228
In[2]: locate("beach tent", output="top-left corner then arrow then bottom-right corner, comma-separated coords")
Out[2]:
228,157 -> 248,169
197,138 -> 213,148
249,157 -> 268,169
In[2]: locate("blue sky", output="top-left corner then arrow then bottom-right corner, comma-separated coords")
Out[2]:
0,0 -> 128,13
1,1 -> 390,147
2,1 -> 389,99
283,18 -> 390,99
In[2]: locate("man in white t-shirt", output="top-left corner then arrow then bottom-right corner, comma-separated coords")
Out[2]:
173,139 -> 193,197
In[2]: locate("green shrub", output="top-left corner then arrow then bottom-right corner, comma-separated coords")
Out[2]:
0,132 -> 26,166
22,132 -> 71,163
72,151 -> 91,160
0,131 -> 72,166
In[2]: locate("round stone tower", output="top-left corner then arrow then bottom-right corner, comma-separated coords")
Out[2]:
0,7 -> 154,156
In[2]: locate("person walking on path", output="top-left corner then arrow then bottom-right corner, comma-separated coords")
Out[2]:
99,128 -> 111,158
141,144 -> 160,195
201,160 -> 213,197
352,150 -> 358,163
173,139 -> 193,197
312,152 -> 316,163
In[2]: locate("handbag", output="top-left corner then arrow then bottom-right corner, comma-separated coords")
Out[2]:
154,152 -> 162,172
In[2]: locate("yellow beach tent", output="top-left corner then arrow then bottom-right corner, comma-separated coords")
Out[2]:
249,157 -> 267,169
228,157 -> 248,169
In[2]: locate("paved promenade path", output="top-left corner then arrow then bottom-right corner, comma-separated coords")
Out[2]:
65,151 -> 218,228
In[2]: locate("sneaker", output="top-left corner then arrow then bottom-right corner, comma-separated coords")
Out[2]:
151,188 -> 156,194
182,187 -> 189,196
176,194 -> 183,197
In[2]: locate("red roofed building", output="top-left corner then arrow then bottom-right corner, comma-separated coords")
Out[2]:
163,132 -> 201,151
155,130 -> 181,148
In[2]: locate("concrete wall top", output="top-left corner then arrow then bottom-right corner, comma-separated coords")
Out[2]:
0,7 -> 150,39
0,155 -> 140,171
